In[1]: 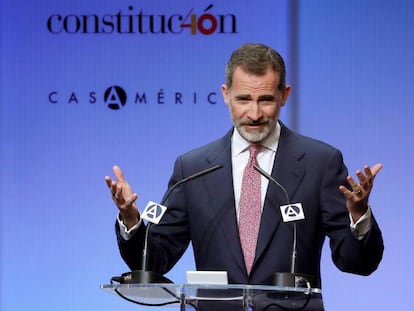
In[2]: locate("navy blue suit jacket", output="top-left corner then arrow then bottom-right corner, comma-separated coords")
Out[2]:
117,123 -> 383,289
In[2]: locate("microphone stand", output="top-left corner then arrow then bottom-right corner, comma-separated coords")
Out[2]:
253,165 -> 318,289
116,164 -> 223,284
119,222 -> 173,284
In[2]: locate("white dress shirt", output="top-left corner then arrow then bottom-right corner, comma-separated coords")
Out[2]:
231,122 -> 280,221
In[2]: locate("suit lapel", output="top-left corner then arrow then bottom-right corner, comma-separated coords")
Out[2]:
201,125 -> 307,276
204,130 -> 247,274
254,125 -> 306,269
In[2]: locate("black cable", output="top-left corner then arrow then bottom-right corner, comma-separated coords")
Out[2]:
260,291 -> 312,311
109,278 -> 198,310
114,287 -> 180,307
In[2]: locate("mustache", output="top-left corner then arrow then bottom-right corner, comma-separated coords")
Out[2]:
239,119 -> 270,126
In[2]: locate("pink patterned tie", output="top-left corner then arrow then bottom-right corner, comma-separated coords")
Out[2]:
239,144 -> 262,274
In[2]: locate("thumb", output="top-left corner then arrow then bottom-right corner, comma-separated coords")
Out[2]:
371,163 -> 383,178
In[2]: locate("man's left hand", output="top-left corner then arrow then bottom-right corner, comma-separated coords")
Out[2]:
339,163 -> 383,222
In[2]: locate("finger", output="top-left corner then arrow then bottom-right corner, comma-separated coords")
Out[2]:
346,175 -> 363,196
105,177 -> 119,198
363,165 -> 373,180
370,163 -> 383,178
339,185 -> 354,199
115,183 -> 123,199
356,170 -> 371,191
106,180 -> 115,194
113,165 -> 126,182
356,170 -> 367,184
347,176 -> 358,189
105,176 -> 113,188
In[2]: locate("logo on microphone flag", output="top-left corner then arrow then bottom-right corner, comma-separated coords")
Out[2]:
280,203 -> 305,222
142,201 -> 167,224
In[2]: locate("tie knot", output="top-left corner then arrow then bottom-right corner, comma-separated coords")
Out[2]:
248,144 -> 262,159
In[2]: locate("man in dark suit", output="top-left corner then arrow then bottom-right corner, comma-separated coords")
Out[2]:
105,43 -> 383,310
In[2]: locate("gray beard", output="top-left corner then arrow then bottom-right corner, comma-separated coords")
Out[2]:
235,119 -> 277,143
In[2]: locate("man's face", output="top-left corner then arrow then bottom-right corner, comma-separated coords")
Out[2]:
221,66 -> 290,143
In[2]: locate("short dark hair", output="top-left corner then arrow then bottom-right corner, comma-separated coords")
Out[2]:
225,43 -> 287,91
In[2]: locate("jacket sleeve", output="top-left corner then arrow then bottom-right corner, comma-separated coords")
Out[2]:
321,149 -> 384,275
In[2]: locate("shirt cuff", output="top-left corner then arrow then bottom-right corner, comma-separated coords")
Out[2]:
349,206 -> 372,240
117,213 -> 142,240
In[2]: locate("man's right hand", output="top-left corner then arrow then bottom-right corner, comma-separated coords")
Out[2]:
105,165 -> 139,229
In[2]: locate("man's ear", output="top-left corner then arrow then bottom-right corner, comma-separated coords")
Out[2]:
221,84 -> 229,105
280,85 -> 291,107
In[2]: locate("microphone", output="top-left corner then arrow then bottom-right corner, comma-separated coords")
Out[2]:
253,165 -> 317,289
114,164 -> 224,284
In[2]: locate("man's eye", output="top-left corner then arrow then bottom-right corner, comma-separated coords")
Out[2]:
259,100 -> 274,106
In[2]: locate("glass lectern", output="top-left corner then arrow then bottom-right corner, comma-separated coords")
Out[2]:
101,283 -> 323,310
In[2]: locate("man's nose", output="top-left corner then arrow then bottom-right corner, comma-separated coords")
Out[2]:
247,102 -> 263,120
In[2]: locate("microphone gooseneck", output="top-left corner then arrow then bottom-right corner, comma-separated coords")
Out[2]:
253,165 -> 297,274
114,164 -> 224,284
161,164 -> 224,205
253,164 -> 318,288
141,164 -> 224,271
